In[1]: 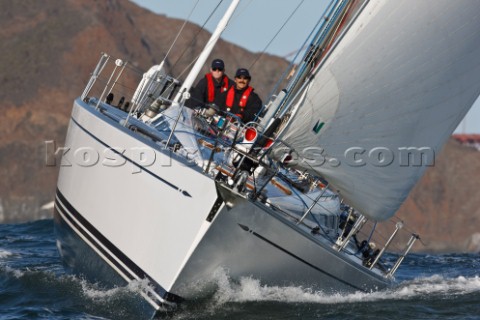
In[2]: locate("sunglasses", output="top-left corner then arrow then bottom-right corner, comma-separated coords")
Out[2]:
212,68 -> 224,72
236,76 -> 250,80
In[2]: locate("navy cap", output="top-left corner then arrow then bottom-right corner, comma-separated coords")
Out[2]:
235,68 -> 251,79
211,59 -> 225,70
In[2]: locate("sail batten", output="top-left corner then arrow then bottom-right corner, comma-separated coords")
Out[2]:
279,0 -> 480,221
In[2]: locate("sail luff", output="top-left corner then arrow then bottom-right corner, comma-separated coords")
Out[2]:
273,0 -> 354,122
278,0 -> 480,221
261,0 -> 363,142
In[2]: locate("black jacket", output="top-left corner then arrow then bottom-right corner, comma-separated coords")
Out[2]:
185,74 -> 233,109
218,85 -> 263,123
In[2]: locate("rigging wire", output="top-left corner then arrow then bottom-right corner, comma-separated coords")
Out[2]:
145,0 -> 227,114
276,172 -> 335,242
248,0 -> 306,69
367,221 -> 377,242
262,0 -> 336,112
168,0 -> 252,83
286,146 -> 421,255
162,0 -> 200,62
226,0 -> 254,25
171,0 -> 224,72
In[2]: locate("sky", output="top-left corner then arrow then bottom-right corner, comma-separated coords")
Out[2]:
130,0 -> 327,58
130,0 -> 479,133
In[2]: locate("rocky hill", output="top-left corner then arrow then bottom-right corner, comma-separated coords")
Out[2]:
0,0 -> 479,252
396,140 -> 480,253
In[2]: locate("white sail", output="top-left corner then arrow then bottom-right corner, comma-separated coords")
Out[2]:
279,0 -> 480,221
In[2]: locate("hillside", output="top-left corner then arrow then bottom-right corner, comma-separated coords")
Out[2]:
396,139 -> 480,252
0,0 -> 479,252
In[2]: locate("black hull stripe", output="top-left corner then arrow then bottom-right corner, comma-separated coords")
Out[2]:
70,116 -> 191,197
55,188 -> 182,303
238,224 -> 369,292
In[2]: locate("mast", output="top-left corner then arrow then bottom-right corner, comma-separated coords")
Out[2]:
174,0 -> 240,103
148,0 -> 240,126
149,0 -> 240,156
260,0 -> 356,131
278,0 -> 353,118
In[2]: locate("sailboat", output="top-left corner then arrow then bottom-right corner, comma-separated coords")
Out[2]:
53,0 -> 480,313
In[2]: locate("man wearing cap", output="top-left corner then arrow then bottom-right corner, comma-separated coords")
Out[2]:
186,58 -> 234,109
219,68 -> 263,123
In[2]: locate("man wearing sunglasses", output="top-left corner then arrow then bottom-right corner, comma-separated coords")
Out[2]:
186,58 -> 233,109
220,68 -> 263,123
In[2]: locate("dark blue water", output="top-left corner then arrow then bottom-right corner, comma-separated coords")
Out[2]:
1,219 -> 479,319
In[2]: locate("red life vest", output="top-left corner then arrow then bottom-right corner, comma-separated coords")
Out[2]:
225,86 -> 254,119
206,73 -> 229,103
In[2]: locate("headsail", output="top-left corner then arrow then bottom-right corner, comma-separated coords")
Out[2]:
278,0 -> 480,221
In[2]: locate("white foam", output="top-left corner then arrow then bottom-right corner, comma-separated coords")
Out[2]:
2,265 -> 25,278
40,201 -> 55,211
0,249 -> 14,259
80,280 -> 123,300
80,278 -> 153,300
209,269 -> 480,306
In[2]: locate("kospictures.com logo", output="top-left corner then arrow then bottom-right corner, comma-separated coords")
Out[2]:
45,141 -> 435,171
271,146 -> 435,168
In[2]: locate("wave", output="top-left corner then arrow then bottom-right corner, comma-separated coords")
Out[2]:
205,268 -> 480,306
0,265 -> 156,319
159,269 -> 480,320
0,249 -> 14,259
0,264 -> 151,299
1,220 -> 479,319
2,254 -> 478,308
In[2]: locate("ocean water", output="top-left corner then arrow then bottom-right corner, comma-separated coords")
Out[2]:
1,219 -> 479,320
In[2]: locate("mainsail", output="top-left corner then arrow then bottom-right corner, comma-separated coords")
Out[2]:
278,0 -> 480,221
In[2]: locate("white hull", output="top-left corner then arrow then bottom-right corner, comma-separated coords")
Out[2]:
171,185 -> 389,298
54,100 -> 391,309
